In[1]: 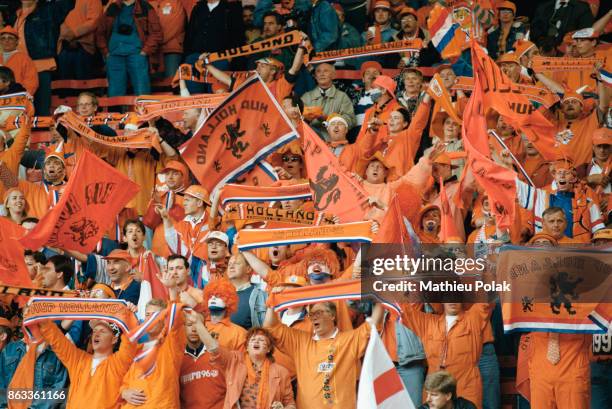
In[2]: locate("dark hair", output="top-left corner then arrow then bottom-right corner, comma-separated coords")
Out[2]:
167,254 -> 190,269
282,94 -> 304,113
0,66 -> 14,83
243,5 -> 255,12
21,217 -> 39,225
542,206 -> 566,219
394,107 -> 411,127
47,255 -> 74,285
263,11 -> 284,26
123,219 -> 146,236
24,249 -> 46,265
424,371 -> 457,398
246,327 -> 275,360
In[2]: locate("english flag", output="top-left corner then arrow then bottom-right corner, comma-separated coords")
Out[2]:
357,326 -> 416,409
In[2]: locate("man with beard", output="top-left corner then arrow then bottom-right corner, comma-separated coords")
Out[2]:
515,157 -> 605,242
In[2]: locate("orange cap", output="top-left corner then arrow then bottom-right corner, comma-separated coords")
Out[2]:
497,52 -> 520,65
372,0 -> 391,10
433,152 -> 459,168
372,75 -> 396,98
162,160 -> 189,186
592,128 -> 611,145
527,232 -> 559,245
497,1 -> 516,14
561,91 -> 584,105
356,151 -> 394,178
360,60 -> 383,76
0,25 -> 18,38
103,249 -> 133,263
184,185 -> 212,205
513,39 -> 536,58
398,7 -> 418,19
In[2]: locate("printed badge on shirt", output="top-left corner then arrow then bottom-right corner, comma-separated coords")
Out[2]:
317,362 -> 335,373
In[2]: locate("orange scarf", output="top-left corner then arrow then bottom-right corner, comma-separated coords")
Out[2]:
244,353 -> 271,409
8,341 -> 40,409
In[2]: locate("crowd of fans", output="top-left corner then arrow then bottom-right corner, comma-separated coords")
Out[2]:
0,0 -> 610,408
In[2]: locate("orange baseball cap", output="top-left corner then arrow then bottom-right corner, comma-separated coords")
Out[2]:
372,75 -> 396,98
561,91 -> 584,105
103,249 -> 133,263
513,39 -> 537,58
360,60 -> 383,76
398,7 -> 418,19
184,185 -> 212,205
497,1 -> 516,14
0,26 -> 18,38
497,52 -> 520,65
592,128 -> 611,145
372,0 -> 391,10
433,152 -> 459,168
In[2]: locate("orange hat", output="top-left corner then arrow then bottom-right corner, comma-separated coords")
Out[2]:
372,75 -> 396,98
592,128 -> 612,145
0,26 -> 18,38
550,155 -> 575,170
283,275 -> 308,287
103,249 -> 133,263
356,151 -> 394,178
431,110 -> 460,140
433,152 -> 459,168
184,185 -> 212,205
497,1 -> 516,14
398,7 -> 417,19
45,141 -> 66,164
418,204 -> 441,221
497,52 -> 520,65
527,232 -> 559,246
513,39 -> 536,58
162,160 -> 189,187
561,91 -> 584,105
372,0 -> 391,10
360,60 -> 383,77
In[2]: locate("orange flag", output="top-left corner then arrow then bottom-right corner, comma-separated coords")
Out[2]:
0,219 -> 32,287
427,73 -> 462,125
302,123 -> 369,222
19,150 -> 140,252
180,75 -> 299,194
471,43 -> 558,160
439,177 -> 461,242
462,58 -> 517,230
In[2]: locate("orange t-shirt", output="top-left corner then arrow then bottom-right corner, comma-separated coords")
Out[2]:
268,321 -> 371,409
39,321 -> 137,409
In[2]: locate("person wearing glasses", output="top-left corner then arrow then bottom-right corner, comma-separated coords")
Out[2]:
75,92 -> 118,137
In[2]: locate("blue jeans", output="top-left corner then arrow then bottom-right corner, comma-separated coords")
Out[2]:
57,44 -> 96,79
34,70 -> 52,116
107,53 -> 151,97
396,363 -> 425,407
163,53 -> 182,79
184,53 -> 229,94
479,343 -> 501,409
591,361 -> 612,409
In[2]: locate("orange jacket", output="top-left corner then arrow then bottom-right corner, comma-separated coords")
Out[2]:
143,192 -> 185,258
0,51 -> 38,94
361,99 -> 402,146
119,309 -> 186,409
401,304 -> 490,409
59,0 -> 103,55
39,321 -> 137,409
212,347 -> 295,409
150,0 -> 186,54
331,126 -> 377,173
0,125 -> 29,176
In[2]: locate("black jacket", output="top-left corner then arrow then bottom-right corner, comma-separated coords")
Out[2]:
531,0 -> 594,46
183,0 -> 245,56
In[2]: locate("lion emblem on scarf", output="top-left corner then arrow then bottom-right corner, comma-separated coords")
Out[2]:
310,166 -> 341,211
549,271 -> 583,315
64,218 -> 99,246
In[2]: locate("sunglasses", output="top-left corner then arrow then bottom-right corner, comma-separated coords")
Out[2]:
282,156 -> 302,163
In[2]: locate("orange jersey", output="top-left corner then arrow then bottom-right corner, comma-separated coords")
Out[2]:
268,321 -> 371,409
179,347 -> 225,409
39,321 -> 137,409
401,304 -> 490,409
120,315 -> 186,409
